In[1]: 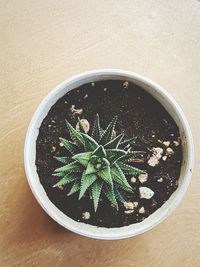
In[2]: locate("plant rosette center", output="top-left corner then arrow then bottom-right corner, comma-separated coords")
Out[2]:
53,115 -> 146,212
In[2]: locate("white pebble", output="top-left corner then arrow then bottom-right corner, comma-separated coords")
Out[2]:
139,187 -> 154,199
133,202 -> 138,208
152,147 -> 163,159
148,155 -> 159,167
76,119 -> 90,133
130,177 -> 136,183
166,147 -> 174,156
157,177 -> 163,183
173,141 -> 180,146
124,202 -> 134,210
138,173 -> 148,183
91,82 -> 95,87
83,94 -> 88,99
163,141 -> 170,147
123,81 -> 129,89
139,207 -> 145,214
124,210 -> 134,214
82,212 -> 90,220
162,156 -> 167,161
59,142 -> 64,147
103,87 -> 107,91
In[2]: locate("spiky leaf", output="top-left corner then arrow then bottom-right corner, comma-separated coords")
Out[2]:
59,137 -> 79,154
114,186 -> 126,203
85,161 -> 97,175
98,166 -> 113,187
106,149 -> 126,164
119,137 -> 136,149
67,181 -> 81,196
100,116 -> 117,145
66,121 -> 84,144
91,181 -> 103,212
81,133 -> 99,151
79,173 -> 97,199
54,161 -> 82,173
54,156 -> 73,164
93,145 -> 106,158
118,162 -> 145,175
104,185 -> 118,209
110,163 -> 132,191
104,134 -> 124,149
72,152 -> 92,167
53,173 -> 78,187
92,114 -> 101,141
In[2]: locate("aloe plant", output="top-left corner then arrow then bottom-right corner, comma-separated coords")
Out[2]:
53,115 -> 145,212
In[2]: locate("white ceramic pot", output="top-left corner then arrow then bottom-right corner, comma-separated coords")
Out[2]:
24,69 -> 194,240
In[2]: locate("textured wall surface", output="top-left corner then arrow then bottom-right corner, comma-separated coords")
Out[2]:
0,1 -> 200,266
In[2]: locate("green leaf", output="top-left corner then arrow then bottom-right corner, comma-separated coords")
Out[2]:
110,163 -> 132,191
79,173 -> 97,199
66,121 -> 84,144
93,145 -> 106,158
120,151 -> 146,162
53,173 -> 79,187
81,133 -> 99,151
104,185 -> 118,209
98,166 -> 113,187
104,134 -> 124,149
54,161 -> 82,173
117,162 -> 145,175
114,186 -> 126,203
67,181 -> 81,196
77,117 -> 85,133
53,156 -> 73,164
85,161 -> 97,175
59,137 -> 79,154
118,137 -> 136,149
106,149 -> 126,164
91,181 -> 103,212
92,114 -> 101,142
72,152 -> 92,167
100,116 -> 118,145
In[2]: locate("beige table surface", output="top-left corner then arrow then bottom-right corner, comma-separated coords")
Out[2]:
1,1 -> 200,266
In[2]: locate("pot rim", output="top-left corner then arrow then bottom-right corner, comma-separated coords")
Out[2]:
24,69 -> 194,240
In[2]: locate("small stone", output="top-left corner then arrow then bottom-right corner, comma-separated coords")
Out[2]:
130,177 -> 136,183
103,87 -> 107,91
51,120 -> 55,123
124,202 -> 134,210
138,173 -> 148,183
82,212 -> 90,220
48,124 -> 52,128
70,105 -> 83,116
163,141 -> 170,147
152,147 -> 163,159
162,156 -> 167,161
91,82 -> 95,87
139,187 -> 154,199
152,134 -> 155,138
51,146 -> 56,152
59,142 -> 64,147
173,140 -> 180,146
157,177 -> 163,183
166,147 -> 174,156
133,202 -> 138,208
139,207 -> 145,214
76,119 -> 90,133
148,155 -> 159,167
124,210 -> 134,214
83,94 -> 88,99
123,81 -> 129,89
170,133 -> 174,137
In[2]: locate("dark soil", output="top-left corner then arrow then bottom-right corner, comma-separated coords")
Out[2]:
36,80 -> 182,228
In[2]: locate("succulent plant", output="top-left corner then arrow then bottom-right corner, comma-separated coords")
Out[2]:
53,115 -> 145,212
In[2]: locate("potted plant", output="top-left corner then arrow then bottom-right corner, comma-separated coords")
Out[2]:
24,69 -> 194,240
